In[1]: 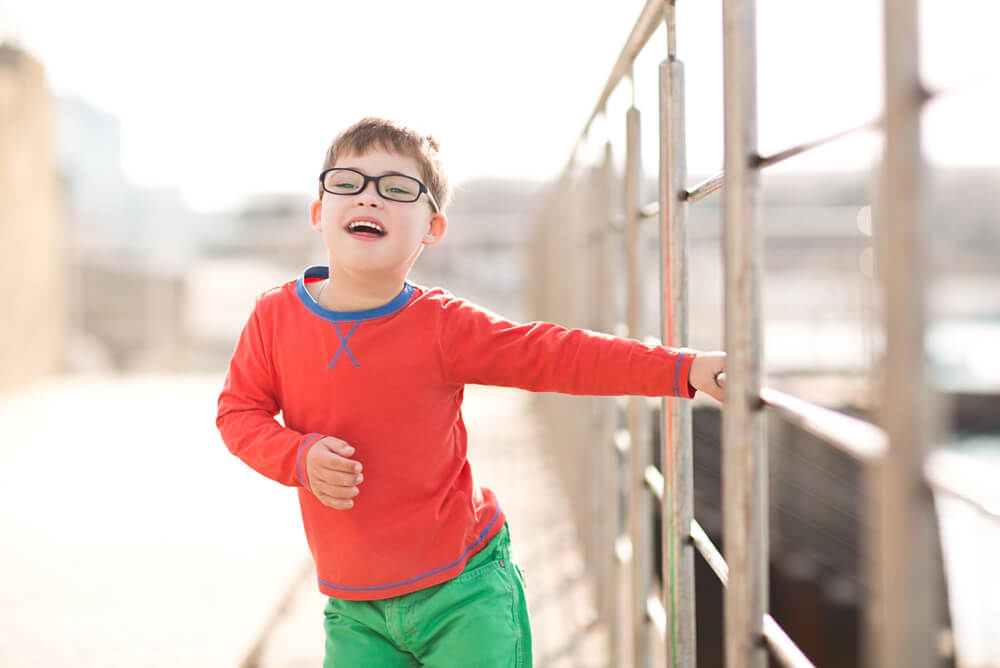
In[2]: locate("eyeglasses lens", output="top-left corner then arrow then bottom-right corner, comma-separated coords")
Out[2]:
377,174 -> 421,202
324,170 -> 363,194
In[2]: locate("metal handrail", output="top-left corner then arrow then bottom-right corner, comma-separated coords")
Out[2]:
759,387 -> 887,461
540,0 -> 966,665
685,172 -> 725,202
924,451 -> 1000,520
579,0 -> 668,140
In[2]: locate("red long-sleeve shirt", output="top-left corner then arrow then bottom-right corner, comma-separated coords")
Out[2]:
217,266 -> 697,600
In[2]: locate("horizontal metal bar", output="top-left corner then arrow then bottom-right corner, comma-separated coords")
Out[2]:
644,464 -> 664,500
763,614 -> 817,668
581,0 -> 665,138
639,201 -> 660,219
613,428 -> 632,454
754,82 -> 964,173
690,519 -> 729,585
759,387 -> 887,461
924,451 -> 1000,521
647,592 -> 667,637
684,172 -> 725,202
615,535 -> 634,564
615,203 -> 660,225
690,519 -> 816,667
755,117 -> 881,169
676,116 -> 879,205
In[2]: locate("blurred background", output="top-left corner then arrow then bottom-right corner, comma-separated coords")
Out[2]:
1,0 -> 998,666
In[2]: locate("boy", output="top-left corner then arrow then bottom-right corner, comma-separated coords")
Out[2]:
217,117 -> 726,667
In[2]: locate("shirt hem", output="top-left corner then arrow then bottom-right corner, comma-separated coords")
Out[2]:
316,507 -> 506,601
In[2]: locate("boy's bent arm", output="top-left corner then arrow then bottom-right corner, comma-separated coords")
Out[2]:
438,297 -> 700,398
217,307 -> 321,490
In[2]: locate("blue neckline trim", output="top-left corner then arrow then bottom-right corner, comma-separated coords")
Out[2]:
295,266 -> 416,322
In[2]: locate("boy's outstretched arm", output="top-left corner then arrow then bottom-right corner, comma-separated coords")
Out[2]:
437,296 -> 726,402
689,351 -> 726,402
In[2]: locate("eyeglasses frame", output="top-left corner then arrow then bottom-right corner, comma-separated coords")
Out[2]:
319,167 -> 440,213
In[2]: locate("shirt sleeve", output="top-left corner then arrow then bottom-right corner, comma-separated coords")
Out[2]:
216,302 -> 323,490
436,296 -> 697,398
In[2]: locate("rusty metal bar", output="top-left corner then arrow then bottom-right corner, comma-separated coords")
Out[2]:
722,1 -> 767,667
870,1 -> 940,666
762,615 -> 817,668
924,452 -> 1000,521
690,521 -> 815,667
645,464 -> 664,499
759,387 -> 887,461
624,104 -> 653,668
685,173 -> 726,202
595,140 -> 623,668
755,117 -> 880,168
639,201 -> 660,219
581,0 -> 667,139
691,519 -> 729,585
647,593 -> 668,637
658,5 -> 696,662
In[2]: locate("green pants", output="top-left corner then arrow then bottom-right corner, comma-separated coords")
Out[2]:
323,524 -> 532,667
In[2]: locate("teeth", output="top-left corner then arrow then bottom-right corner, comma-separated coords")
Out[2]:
348,221 -> 383,234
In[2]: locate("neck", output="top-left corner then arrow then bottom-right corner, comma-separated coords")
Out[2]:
317,266 -> 407,312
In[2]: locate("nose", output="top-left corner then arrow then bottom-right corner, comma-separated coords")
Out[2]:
353,182 -> 382,208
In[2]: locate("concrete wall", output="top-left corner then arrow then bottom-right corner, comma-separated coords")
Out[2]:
0,44 -> 65,393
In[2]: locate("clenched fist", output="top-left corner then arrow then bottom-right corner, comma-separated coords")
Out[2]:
306,436 -> 364,510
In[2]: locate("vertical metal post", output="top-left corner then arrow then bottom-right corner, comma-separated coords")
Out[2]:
625,105 -> 652,668
721,1 -> 767,667
872,1 -> 939,666
597,140 -> 620,668
659,2 -> 695,666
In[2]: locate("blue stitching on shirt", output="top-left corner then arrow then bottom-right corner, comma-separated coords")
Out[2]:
297,433 -> 323,488
316,505 -> 503,593
329,321 -> 362,368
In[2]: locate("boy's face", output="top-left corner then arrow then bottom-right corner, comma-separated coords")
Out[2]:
309,149 -> 447,282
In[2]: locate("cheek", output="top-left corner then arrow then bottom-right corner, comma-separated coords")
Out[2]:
318,207 -> 342,234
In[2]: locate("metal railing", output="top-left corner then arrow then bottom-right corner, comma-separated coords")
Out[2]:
531,1 -> 998,666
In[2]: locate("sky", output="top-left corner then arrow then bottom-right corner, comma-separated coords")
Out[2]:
2,0 -> 998,213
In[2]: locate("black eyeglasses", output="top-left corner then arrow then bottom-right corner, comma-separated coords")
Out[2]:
319,168 -> 440,212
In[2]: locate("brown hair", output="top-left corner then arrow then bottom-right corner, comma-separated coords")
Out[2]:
319,117 -> 450,211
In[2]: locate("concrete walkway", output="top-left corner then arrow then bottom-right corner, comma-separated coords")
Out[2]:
0,374 -> 307,667
0,377 -> 606,667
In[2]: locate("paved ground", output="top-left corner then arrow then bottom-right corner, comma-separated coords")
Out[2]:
0,374 -> 309,667
0,376 -> 607,667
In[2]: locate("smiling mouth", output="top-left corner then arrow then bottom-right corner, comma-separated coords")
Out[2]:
345,220 -> 386,237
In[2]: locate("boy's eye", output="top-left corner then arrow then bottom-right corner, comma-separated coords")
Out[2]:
335,182 -> 359,190
386,186 -> 412,195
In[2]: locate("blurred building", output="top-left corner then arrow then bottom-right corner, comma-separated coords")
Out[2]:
0,42 -> 65,393
55,95 -> 245,371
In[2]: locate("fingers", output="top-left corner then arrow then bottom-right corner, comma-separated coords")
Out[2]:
316,438 -> 363,474
315,485 -> 360,510
308,437 -> 365,510
312,467 -> 363,487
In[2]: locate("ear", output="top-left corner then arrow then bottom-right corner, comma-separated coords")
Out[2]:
422,212 -> 448,246
309,199 -> 323,232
